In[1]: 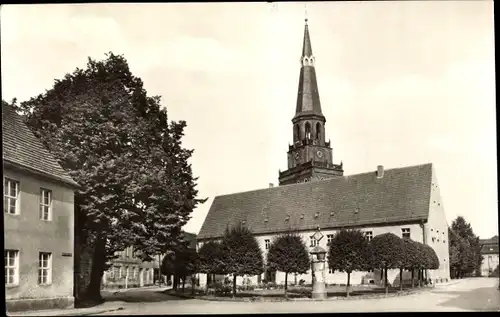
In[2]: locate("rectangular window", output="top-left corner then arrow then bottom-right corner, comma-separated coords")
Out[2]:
265,239 -> 270,250
40,188 -> 52,220
4,178 -> 19,214
310,237 -> 317,247
5,250 -> 19,285
327,234 -> 334,245
365,231 -> 373,241
38,252 -> 52,285
402,228 -> 411,239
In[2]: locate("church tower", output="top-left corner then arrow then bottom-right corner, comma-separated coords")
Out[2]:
278,18 -> 344,186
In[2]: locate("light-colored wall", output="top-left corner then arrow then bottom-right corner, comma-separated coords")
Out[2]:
425,167 -> 451,282
481,253 -> 499,276
4,168 -> 75,301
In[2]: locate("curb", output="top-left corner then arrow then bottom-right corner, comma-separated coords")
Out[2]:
167,287 -> 431,303
8,305 -> 125,317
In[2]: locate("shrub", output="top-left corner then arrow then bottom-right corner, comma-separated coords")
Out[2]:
299,279 -> 306,286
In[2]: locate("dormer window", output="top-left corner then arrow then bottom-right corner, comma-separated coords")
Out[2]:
300,214 -> 304,219
264,217 -> 268,223
330,211 -> 335,217
314,212 -> 319,218
285,215 -> 290,222
354,208 -> 359,214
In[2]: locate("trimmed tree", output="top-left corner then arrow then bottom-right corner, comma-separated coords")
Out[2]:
328,229 -> 370,297
421,243 -> 440,284
369,233 -> 405,295
266,232 -> 310,298
198,241 -> 223,292
413,242 -> 428,287
402,239 -> 420,289
219,225 -> 264,297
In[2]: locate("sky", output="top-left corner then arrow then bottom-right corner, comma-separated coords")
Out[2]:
1,2 -> 497,238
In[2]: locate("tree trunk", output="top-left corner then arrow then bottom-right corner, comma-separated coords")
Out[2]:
384,267 -> 388,295
206,273 -> 210,292
411,269 -> 415,289
418,270 -> 422,287
191,276 -> 195,295
84,237 -> 106,303
173,274 -> 178,290
182,277 -> 185,293
157,255 -> 162,287
346,272 -> 351,297
284,272 -> 288,298
232,275 -> 237,298
399,268 -> 403,291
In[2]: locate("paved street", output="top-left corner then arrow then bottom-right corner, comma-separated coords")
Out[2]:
91,277 -> 500,314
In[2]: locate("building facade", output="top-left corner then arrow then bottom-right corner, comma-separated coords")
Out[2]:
479,236 -> 499,276
101,231 -> 197,289
3,104 -> 79,311
196,19 -> 451,287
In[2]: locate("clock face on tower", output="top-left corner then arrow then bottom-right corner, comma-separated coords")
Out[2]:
316,150 -> 323,158
294,152 -> 300,160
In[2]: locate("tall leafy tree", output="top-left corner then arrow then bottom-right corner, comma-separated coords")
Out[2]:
266,232 -> 310,298
15,53 -> 206,302
198,241 -> 224,291
219,225 -> 264,297
328,229 -> 370,297
369,233 -> 405,295
448,216 -> 482,278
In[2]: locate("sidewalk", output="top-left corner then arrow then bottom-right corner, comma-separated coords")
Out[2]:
7,301 -> 126,317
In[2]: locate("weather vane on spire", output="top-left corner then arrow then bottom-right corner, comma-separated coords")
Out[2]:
304,3 -> 308,24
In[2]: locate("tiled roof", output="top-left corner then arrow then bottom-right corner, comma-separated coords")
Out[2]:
198,163 -> 433,240
480,235 -> 499,254
2,103 -> 79,187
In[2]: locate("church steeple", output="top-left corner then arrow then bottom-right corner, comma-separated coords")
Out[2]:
278,17 -> 344,186
295,18 -> 324,119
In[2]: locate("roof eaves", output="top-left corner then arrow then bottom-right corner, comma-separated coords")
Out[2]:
3,158 -> 80,189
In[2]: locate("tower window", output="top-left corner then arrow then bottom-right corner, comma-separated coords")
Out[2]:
305,122 -> 311,139
316,122 -> 321,141
295,124 -> 300,141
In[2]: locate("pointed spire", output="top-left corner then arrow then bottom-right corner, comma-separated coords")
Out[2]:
302,18 -> 313,58
295,17 -> 323,117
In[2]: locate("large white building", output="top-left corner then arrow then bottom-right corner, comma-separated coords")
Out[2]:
196,19 -> 451,287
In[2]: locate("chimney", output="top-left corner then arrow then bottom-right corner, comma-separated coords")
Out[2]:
269,183 -> 274,188
376,165 -> 384,178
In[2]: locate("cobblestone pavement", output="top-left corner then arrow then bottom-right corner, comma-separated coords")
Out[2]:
91,277 -> 499,315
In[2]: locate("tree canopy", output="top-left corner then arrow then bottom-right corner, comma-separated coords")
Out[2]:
13,52 -> 206,300
198,241 -> 224,276
266,232 -> 310,296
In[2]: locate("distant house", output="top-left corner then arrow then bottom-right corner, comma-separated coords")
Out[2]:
3,103 -> 79,311
479,235 -> 499,276
101,231 -> 197,289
